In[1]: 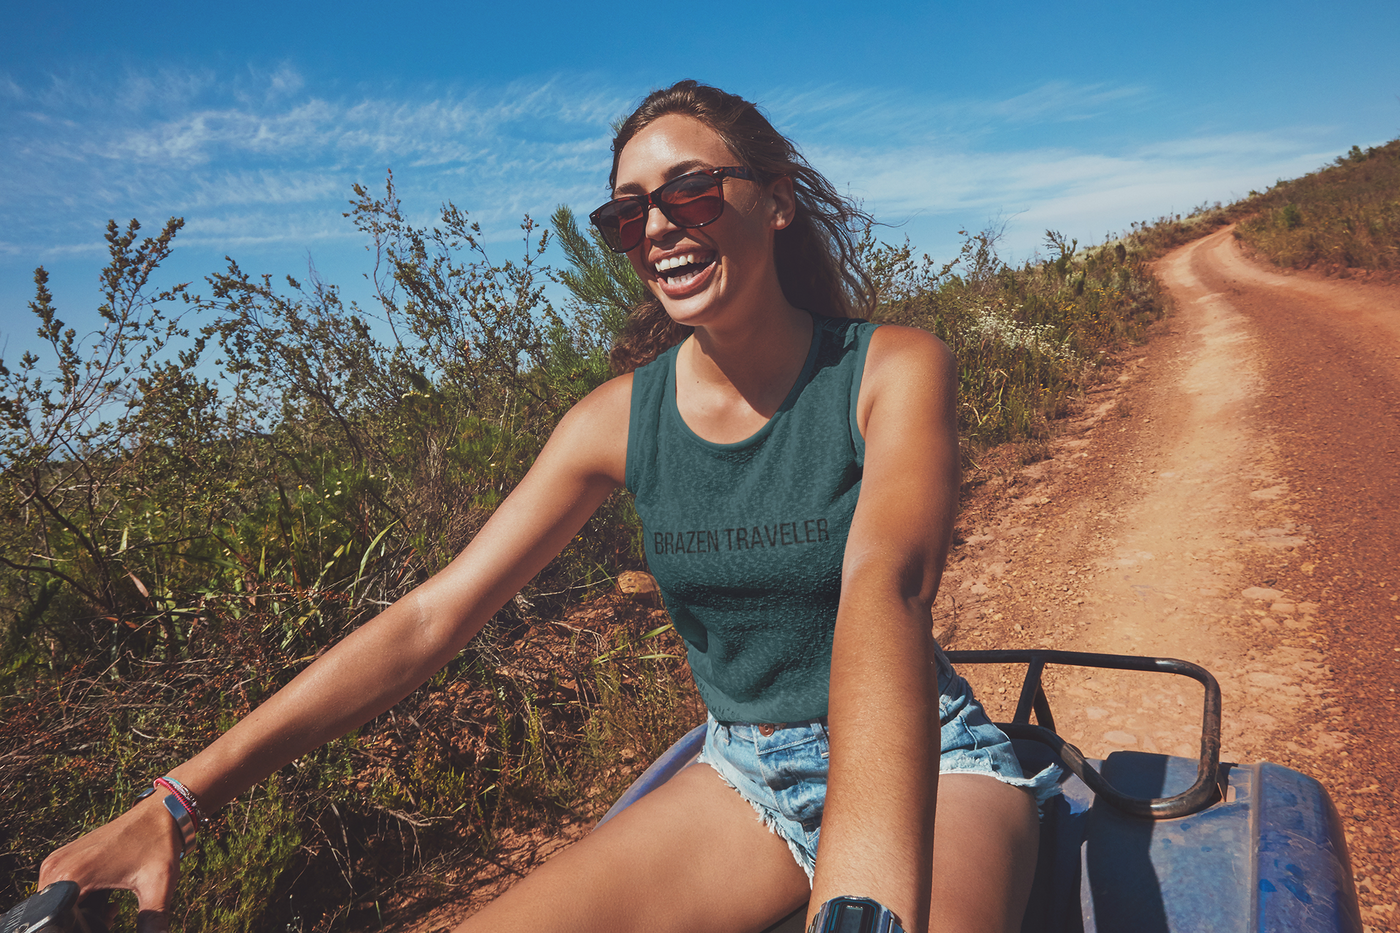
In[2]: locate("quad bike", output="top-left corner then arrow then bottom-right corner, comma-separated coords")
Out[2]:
599,649 -> 1362,933
6,650 -> 1360,933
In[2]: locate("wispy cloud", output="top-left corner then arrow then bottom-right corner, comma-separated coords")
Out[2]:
989,81 -> 1146,124
0,66 -> 631,266
802,125 -> 1335,258
768,80 -> 1152,145
0,66 -> 1345,277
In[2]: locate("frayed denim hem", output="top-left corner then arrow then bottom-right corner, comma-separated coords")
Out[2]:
940,762 -> 1065,811
696,756 -> 817,885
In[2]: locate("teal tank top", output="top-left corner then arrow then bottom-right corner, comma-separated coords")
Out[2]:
625,314 -> 879,723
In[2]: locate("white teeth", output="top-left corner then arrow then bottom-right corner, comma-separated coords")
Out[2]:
665,268 -> 703,288
655,253 -> 703,273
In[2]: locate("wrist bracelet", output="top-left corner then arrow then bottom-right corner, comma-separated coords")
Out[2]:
154,776 -> 207,826
160,794 -> 198,860
808,896 -> 906,933
136,779 -> 202,860
136,788 -> 198,860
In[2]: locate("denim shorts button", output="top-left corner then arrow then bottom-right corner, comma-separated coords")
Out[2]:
758,724 -> 776,736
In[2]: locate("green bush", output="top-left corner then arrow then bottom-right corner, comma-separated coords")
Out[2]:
871,226 -> 1166,456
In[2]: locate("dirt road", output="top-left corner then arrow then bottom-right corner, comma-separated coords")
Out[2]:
942,225 -> 1400,931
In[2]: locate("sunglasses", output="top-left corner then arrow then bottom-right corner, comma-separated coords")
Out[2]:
589,166 -> 756,253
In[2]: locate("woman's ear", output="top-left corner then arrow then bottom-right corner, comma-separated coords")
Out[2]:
768,175 -> 797,231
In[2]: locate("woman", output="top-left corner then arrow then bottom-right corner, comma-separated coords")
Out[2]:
39,80 -> 1055,933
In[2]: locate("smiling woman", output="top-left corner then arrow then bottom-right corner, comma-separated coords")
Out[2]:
35,80 -> 1054,933
603,82 -> 875,376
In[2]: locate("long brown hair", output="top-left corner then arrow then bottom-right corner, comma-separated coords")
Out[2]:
607,80 -> 875,374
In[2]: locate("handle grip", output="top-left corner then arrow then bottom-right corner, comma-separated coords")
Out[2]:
1,882 -> 110,933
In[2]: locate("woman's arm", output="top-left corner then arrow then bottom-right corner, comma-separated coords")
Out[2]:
807,326 -> 959,933
37,375 -> 634,924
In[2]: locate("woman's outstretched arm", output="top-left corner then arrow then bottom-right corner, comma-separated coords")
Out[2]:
37,375 -> 633,930
808,326 -> 959,933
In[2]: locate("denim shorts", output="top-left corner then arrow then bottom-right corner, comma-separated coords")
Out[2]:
695,652 -> 1062,881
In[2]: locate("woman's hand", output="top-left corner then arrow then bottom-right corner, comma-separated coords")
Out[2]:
37,791 -> 184,932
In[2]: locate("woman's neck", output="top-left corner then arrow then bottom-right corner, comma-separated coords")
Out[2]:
674,302 -> 814,443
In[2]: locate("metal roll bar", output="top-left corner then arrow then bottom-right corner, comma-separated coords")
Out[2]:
945,649 -> 1223,819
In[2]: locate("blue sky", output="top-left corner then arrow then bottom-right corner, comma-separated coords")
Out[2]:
3,1 -> 1399,360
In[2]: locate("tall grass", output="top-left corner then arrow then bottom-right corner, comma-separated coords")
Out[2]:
0,592 -> 702,930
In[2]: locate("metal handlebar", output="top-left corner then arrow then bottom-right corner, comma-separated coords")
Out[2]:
945,649 -> 1224,819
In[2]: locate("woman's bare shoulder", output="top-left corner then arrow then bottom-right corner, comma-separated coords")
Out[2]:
865,323 -> 953,374
855,325 -> 955,431
573,370 -> 635,418
540,371 -> 634,487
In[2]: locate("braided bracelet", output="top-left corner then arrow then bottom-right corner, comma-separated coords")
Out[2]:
136,776 -> 206,860
153,776 -> 207,827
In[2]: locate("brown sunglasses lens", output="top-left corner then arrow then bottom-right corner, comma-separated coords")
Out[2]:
659,174 -> 724,224
591,171 -> 727,252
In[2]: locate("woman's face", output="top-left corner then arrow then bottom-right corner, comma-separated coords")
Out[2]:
612,114 -> 793,328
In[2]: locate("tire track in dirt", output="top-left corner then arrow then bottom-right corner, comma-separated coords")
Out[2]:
940,226 -> 1399,931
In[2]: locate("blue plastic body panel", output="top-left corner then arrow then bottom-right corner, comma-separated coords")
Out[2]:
1018,741 -> 1361,932
1252,762 -> 1361,933
600,729 -> 1361,933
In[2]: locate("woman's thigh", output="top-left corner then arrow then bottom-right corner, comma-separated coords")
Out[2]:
929,773 -> 1041,933
455,761 -> 811,933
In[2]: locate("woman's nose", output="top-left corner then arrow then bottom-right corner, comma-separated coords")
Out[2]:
644,201 -> 679,243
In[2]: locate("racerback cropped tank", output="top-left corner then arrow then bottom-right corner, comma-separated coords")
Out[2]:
625,314 -> 880,723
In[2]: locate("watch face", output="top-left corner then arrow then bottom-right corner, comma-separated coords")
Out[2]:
831,899 -> 874,933
811,896 -> 902,933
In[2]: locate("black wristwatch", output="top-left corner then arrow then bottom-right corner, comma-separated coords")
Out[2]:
807,896 -> 906,933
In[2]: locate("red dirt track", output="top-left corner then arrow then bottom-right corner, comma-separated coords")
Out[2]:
944,226 -> 1399,931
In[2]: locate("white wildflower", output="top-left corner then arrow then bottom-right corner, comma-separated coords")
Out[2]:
963,303 -> 1080,364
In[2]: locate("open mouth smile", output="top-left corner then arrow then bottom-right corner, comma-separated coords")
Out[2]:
653,251 -> 717,289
